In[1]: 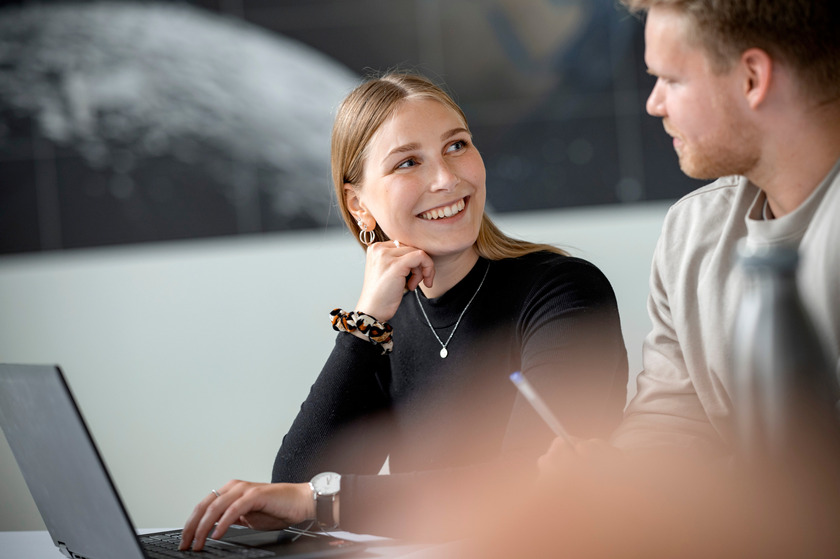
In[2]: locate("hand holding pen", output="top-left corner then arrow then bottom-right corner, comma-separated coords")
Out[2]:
510,371 -> 576,447
511,371 -> 624,476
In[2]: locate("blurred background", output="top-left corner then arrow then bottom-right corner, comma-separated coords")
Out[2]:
1,0 -> 697,532
0,0 -> 699,255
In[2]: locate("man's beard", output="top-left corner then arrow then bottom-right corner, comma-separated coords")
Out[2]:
666,119 -> 760,180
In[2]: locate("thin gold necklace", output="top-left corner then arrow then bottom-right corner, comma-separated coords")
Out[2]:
414,261 -> 490,358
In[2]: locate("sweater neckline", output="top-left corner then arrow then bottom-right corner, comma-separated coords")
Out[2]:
414,258 -> 490,327
745,155 -> 840,245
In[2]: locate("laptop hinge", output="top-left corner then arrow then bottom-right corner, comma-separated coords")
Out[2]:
58,542 -> 89,559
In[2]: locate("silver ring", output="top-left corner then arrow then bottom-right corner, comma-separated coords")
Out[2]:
211,489 -> 221,498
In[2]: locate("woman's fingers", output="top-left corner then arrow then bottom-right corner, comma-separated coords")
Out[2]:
179,488 -> 224,550
210,492 -> 257,542
357,241 -> 434,320
180,481 -> 314,551
180,481 -> 253,551
420,258 -> 435,288
405,260 -> 436,292
188,482 -> 244,550
387,241 -> 434,291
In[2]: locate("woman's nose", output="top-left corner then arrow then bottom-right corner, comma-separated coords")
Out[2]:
430,159 -> 459,191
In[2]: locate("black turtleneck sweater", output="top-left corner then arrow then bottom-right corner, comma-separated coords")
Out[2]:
272,251 -> 627,537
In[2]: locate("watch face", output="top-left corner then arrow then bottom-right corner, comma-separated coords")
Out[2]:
312,471 -> 340,495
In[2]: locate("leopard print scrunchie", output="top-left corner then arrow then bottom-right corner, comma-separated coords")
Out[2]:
330,308 -> 394,354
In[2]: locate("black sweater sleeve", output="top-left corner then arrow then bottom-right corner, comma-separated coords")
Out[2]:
271,332 -> 394,483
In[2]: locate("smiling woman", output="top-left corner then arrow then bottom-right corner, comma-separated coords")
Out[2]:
344,97 -> 487,297
179,72 -> 629,548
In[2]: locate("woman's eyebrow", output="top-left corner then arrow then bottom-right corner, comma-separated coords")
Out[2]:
386,143 -> 420,159
441,127 -> 469,140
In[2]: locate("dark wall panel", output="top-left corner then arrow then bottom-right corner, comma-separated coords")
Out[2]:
0,0 -> 701,255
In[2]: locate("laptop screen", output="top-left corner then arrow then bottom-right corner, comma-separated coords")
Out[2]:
0,364 -> 145,559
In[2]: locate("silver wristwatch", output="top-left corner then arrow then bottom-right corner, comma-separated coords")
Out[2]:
309,472 -> 340,529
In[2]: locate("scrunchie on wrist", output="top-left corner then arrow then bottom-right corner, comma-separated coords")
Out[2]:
330,308 -> 394,354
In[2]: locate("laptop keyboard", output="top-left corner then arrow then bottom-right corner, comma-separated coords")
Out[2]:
140,531 -> 275,558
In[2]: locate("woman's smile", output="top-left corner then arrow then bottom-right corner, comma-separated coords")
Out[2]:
419,197 -> 468,221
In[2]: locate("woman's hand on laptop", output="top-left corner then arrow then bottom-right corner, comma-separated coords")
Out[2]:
179,480 -> 314,551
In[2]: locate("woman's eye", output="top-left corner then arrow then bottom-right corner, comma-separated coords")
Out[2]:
447,139 -> 468,153
396,158 -> 418,169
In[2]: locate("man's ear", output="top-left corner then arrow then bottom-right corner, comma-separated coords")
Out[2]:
741,48 -> 773,110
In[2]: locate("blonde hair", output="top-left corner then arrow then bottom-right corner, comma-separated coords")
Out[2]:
331,71 -> 566,259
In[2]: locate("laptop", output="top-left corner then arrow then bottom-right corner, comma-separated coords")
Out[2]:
0,363 -> 364,559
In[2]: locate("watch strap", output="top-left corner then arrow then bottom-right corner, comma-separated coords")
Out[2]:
315,493 -> 337,530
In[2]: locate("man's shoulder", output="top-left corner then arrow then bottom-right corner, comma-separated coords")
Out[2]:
660,176 -> 748,232
671,175 -> 744,210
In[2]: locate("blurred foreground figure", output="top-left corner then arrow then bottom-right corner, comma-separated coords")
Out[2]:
409,437 -> 840,558
482,0 -> 840,556
476,439 -> 840,558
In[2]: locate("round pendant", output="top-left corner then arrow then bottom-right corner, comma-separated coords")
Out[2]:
439,347 -> 448,358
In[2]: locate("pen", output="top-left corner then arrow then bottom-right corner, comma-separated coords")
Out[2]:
509,371 -> 575,445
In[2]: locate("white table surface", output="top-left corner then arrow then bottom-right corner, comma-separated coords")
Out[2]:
0,529 -> 434,559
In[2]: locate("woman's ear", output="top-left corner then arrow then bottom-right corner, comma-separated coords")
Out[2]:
344,182 -> 364,222
344,183 -> 377,232
741,48 -> 773,110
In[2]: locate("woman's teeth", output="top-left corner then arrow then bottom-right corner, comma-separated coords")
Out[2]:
420,199 -> 466,220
